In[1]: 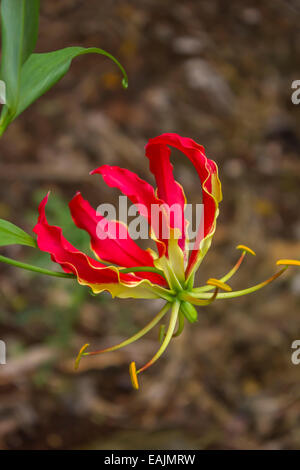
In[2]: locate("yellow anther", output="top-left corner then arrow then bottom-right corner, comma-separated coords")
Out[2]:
277,259 -> 300,267
74,343 -> 90,370
236,245 -> 256,256
206,278 -> 232,292
129,362 -> 139,390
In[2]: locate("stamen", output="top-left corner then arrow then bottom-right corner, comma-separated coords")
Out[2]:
206,278 -> 232,291
129,362 -> 139,390
190,267 -> 288,300
136,300 -> 180,375
193,245 -> 255,294
277,259 -> 300,267
224,251 -> 246,278
173,311 -> 185,337
159,312 -> 185,340
159,324 -> 166,343
75,303 -> 170,364
180,288 -> 219,306
74,343 -> 90,370
236,244 -> 256,256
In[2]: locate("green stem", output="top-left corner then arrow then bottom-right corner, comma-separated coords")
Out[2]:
93,258 -> 167,280
119,266 -> 166,277
0,254 -> 75,279
0,252 -> 169,282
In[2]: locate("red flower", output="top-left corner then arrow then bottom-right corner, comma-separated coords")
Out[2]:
33,133 -> 222,299
31,133 -> 297,389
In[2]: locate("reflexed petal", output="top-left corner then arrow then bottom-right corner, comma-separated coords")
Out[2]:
33,194 -> 167,299
69,192 -> 166,286
145,141 -> 187,251
146,133 -> 222,278
91,165 -> 168,256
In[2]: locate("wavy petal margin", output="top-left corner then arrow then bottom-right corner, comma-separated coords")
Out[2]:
69,192 -> 166,286
91,165 -> 169,256
33,194 -> 170,299
146,133 -> 222,279
145,141 -> 187,252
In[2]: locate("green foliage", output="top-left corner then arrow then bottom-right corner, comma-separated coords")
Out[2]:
13,47 -> 128,120
0,0 -> 127,135
0,0 -> 40,114
0,218 -> 37,247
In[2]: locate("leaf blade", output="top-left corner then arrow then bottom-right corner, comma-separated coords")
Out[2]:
0,0 -> 40,114
0,219 -> 37,248
15,46 -> 128,118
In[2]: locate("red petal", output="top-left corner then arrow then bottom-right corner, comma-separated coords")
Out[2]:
145,139 -> 187,251
91,165 -> 167,256
145,133 -> 222,273
69,192 -> 166,286
33,194 -> 136,286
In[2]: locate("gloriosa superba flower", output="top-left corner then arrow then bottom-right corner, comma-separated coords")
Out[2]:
32,133 -> 300,389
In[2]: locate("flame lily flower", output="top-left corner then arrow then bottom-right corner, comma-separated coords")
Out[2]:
30,133 -> 299,389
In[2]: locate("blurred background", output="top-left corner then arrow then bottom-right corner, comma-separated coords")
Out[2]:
0,0 -> 300,450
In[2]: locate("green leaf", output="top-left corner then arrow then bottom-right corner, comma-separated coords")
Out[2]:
15,46 -> 128,119
0,219 -> 37,248
0,0 -> 40,114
